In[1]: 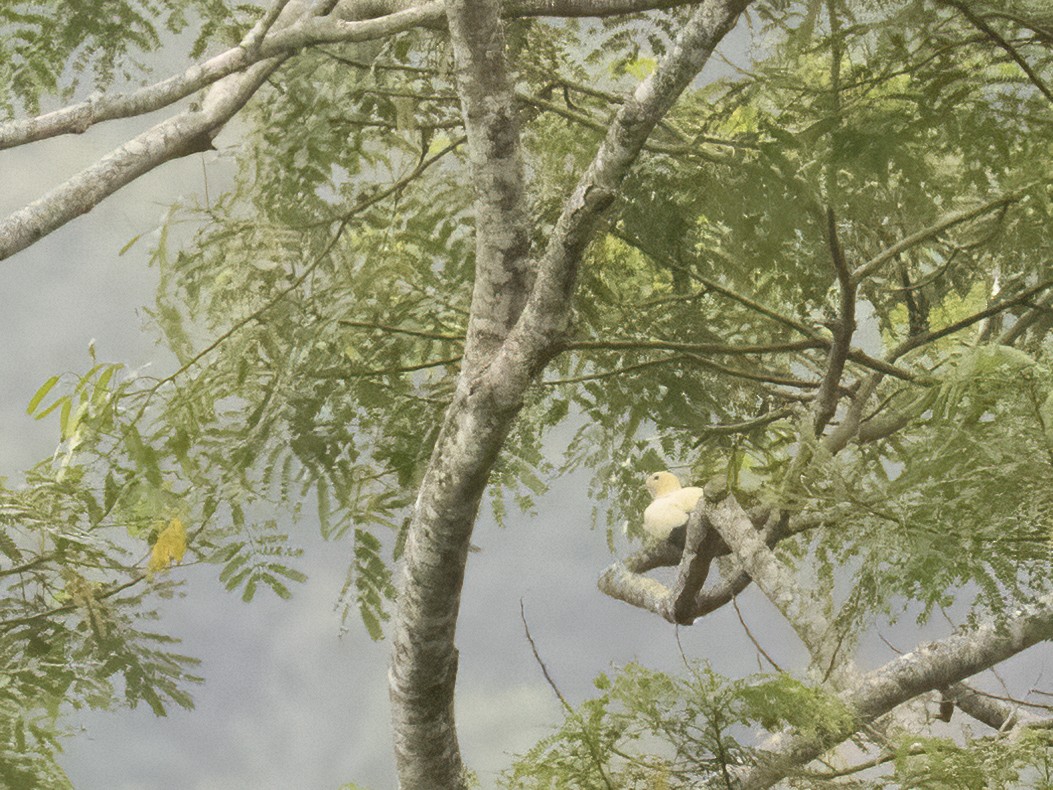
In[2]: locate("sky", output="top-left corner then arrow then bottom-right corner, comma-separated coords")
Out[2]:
1,12 -> 1050,790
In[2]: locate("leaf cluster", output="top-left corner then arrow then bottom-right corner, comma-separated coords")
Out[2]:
0,0 -> 244,115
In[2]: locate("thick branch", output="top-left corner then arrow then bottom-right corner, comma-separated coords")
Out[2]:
666,505 -> 727,624
389,4 -> 751,785
482,0 -> 753,405
708,495 -> 833,662
388,0 -> 531,781
446,0 -> 533,367
736,593 -> 1053,788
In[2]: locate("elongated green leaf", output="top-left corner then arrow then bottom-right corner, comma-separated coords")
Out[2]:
26,375 -> 60,415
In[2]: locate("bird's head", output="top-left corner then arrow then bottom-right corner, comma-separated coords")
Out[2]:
645,470 -> 682,498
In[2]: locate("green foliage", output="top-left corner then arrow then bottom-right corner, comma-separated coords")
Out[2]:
4,0 -> 1053,781
502,662 -> 856,788
890,730 -> 1053,789
0,454 -> 203,785
340,529 -> 397,640
0,0 -> 244,115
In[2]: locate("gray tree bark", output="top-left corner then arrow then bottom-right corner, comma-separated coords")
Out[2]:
387,0 -> 751,785
735,592 -> 1053,788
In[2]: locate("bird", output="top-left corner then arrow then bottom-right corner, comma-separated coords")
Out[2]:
643,470 -> 705,546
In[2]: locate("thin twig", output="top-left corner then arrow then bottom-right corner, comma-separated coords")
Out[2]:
852,190 -> 1029,281
520,600 -> 616,790
732,595 -> 784,671
338,320 -> 464,341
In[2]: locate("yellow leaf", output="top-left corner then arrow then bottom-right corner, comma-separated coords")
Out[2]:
149,517 -> 188,573
622,56 -> 657,80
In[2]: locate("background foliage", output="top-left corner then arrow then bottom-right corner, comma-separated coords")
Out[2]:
1,0 -> 1052,784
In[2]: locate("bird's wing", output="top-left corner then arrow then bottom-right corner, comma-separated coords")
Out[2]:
643,500 -> 690,540
669,486 -> 705,513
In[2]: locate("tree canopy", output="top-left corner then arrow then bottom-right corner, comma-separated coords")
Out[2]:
1,0 -> 1053,786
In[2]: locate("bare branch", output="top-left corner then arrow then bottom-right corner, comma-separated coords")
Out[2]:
732,596 -> 784,672
599,508 -> 818,623
521,601 -> 617,789
317,354 -> 464,378
666,502 -> 726,624
682,352 -> 828,392
999,291 -> 1053,346
692,407 -> 796,439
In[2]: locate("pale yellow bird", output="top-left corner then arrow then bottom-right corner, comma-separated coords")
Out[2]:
643,470 -> 704,543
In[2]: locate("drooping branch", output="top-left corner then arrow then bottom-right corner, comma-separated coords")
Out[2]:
734,592 -> 1053,788
128,135 -> 464,413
